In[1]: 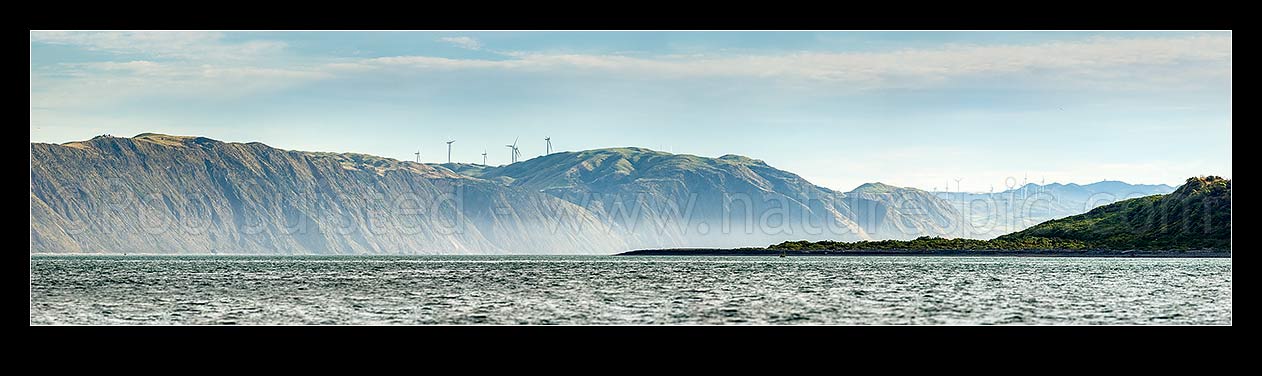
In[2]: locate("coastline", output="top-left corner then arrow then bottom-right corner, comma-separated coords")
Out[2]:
616,248 -> 1232,258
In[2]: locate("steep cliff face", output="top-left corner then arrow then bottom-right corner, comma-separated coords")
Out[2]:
31,134 -> 974,254
30,134 -> 627,254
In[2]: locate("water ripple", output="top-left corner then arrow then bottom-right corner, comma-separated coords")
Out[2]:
30,255 -> 1231,325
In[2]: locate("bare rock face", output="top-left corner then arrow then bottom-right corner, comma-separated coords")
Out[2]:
31,134 -> 972,254
30,134 -> 627,254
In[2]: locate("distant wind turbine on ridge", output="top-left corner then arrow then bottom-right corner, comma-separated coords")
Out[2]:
1023,173 -> 1029,200
545,137 -> 552,155
446,140 -> 455,163
505,137 -> 520,164
414,146 -> 421,163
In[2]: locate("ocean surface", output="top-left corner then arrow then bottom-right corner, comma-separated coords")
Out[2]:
30,255 -> 1231,325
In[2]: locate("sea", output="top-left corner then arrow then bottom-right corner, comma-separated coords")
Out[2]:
29,255 -> 1232,325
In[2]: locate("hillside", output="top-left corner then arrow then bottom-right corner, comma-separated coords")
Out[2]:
764,176 -> 1230,252
1000,176 -> 1230,250
846,182 -> 970,239
30,134 -> 987,253
445,148 -> 971,247
30,134 -> 628,254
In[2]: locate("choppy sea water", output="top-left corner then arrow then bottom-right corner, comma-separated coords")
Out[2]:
30,255 -> 1231,325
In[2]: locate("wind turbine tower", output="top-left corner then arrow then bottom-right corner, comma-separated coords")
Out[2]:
545,137 -> 552,155
446,140 -> 455,163
505,137 -> 520,163
414,146 -> 421,163
482,149 -> 488,166
1022,173 -> 1029,200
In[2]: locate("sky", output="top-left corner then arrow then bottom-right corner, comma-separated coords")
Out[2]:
29,31 -> 1231,192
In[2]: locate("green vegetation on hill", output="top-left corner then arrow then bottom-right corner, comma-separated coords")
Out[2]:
999,176 -> 1230,250
770,176 -> 1230,252
770,236 -> 1092,251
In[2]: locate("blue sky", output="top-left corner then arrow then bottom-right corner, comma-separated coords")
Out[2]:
29,31 -> 1231,192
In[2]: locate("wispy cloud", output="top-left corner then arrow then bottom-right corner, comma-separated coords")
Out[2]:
30,31 -> 320,108
29,32 -> 1232,190
29,30 -> 286,61
30,60 -> 331,109
439,36 -> 483,50
31,33 -> 1232,110
353,35 -> 1230,90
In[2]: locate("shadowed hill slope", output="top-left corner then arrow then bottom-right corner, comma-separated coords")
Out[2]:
30,134 -> 627,254
31,135 -> 979,254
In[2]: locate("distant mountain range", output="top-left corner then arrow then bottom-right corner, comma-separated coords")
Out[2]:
935,180 -> 1176,238
435,148 -> 967,248
765,176 -> 1230,252
30,133 -> 1184,254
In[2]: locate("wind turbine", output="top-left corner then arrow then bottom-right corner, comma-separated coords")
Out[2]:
505,137 -> 519,164
1041,176 -> 1049,217
481,148 -> 488,166
1023,173 -> 1029,201
445,140 -> 455,163
414,146 -> 421,163
544,137 -> 552,155
953,177 -> 964,237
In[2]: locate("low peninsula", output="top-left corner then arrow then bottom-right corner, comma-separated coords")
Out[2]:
617,247 -> 1230,257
